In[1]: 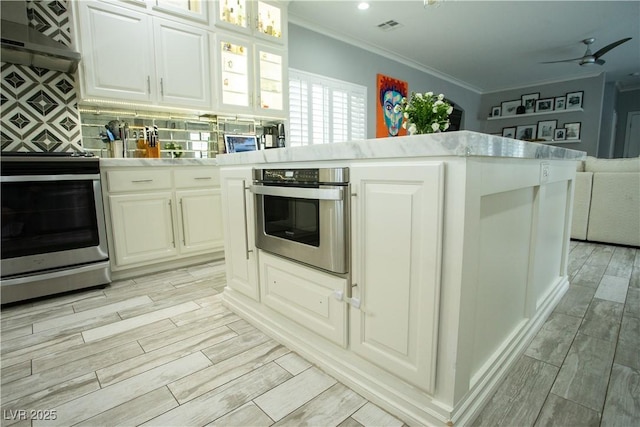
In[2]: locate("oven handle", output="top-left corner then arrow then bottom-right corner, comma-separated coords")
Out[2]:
250,185 -> 344,201
1,174 -> 100,182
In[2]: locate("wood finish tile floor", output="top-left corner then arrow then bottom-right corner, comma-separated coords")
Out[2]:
1,241 -> 638,426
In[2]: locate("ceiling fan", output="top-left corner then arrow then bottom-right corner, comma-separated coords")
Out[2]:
542,37 -> 632,66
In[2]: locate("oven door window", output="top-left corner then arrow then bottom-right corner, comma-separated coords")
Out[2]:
263,195 -> 319,247
1,180 -> 100,259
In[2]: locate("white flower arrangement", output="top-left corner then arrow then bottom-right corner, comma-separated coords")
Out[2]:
395,91 -> 453,134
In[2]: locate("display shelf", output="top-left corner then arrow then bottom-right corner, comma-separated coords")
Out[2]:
542,140 -> 581,144
488,108 -> 583,121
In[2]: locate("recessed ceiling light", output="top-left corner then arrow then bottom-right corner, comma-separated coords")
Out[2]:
358,2 -> 370,11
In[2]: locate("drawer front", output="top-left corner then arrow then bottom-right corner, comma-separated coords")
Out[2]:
107,169 -> 172,193
174,167 -> 220,189
259,251 -> 347,347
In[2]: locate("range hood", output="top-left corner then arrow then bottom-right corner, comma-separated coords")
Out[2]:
1,1 -> 81,73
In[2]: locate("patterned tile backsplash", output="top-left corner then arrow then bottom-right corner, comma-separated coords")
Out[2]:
1,0 -> 82,153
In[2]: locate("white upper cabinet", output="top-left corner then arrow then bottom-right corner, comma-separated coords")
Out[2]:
152,0 -> 210,24
77,2 -> 156,103
215,0 -> 285,44
216,34 -> 286,116
153,17 -> 212,108
75,1 -> 212,110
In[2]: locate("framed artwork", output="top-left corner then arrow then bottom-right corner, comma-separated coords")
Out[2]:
537,119 -> 557,141
554,128 -> 566,140
502,127 -> 516,138
521,92 -> 539,114
555,96 -> 566,110
566,91 -> 584,110
565,122 -> 581,140
491,106 -> 501,117
516,124 -> 537,141
501,99 -> 522,117
535,98 -> 554,113
376,74 -> 408,138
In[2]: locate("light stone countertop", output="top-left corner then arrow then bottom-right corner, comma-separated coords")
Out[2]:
99,158 -> 218,167
216,131 -> 586,166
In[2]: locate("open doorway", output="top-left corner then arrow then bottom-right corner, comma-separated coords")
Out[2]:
623,111 -> 640,157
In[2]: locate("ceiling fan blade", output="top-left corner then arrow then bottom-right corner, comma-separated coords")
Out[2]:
540,57 -> 583,64
593,37 -> 632,59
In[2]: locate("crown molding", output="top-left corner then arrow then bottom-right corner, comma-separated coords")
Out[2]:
288,15 -> 483,95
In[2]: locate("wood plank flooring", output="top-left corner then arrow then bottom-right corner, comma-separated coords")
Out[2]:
1,241 -> 638,426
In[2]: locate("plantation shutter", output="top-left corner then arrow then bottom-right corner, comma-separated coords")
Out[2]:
288,69 -> 367,146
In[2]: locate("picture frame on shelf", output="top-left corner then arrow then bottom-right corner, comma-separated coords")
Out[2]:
491,106 -> 501,117
566,91 -> 584,110
554,128 -> 566,141
537,119 -> 557,141
516,124 -> 537,141
565,122 -> 581,140
501,99 -> 522,117
535,98 -> 554,113
555,96 -> 566,110
521,92 -> 540,114
502,127 -> 516,138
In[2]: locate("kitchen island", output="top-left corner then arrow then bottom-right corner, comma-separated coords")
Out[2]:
216,131 -> 585,426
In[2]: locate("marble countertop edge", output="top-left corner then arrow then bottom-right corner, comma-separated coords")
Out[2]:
216,131 -> 586,166
99,158 -> 218,167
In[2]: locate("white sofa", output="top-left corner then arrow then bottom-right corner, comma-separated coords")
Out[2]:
571,156 -> 640,247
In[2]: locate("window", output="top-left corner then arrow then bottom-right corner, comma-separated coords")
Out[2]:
289,69 -> 367,147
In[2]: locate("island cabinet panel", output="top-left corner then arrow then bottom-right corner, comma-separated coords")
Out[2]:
259,251 -> 347,346
220,167 -> 259,300
349,162 -> 445,393
109,192 -> 178,266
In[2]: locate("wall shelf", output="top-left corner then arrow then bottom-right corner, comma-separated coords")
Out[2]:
487,108 -> 583,121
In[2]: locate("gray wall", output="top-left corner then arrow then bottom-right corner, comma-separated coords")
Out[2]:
614,88 -> 640,158
479,74 -> 606,157
288,23 -> 483,139
599,82 -> 617,158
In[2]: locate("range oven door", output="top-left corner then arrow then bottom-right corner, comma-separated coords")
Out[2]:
1,173 -> 109,277
252,184 -> 349,274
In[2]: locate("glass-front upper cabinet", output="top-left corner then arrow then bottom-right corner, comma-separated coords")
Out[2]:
215,1 -> 285,44
255,1 -> 282,42
153,0 -> 209,24
219,37 -> 252,110
257,45 -> 284,113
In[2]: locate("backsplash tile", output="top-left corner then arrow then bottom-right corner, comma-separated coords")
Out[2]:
0,0 -> 82,153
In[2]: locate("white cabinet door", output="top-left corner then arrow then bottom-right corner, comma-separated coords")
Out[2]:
256,44 -> 286,114
176,188 -> 224,255
217,34 -> 253,113
220,168 -> 259,300
153,18 -> 212,109
109,192 -> 178,266
76,1 -> 155,103
350,162 -> 445,393
259,251 -> 347,346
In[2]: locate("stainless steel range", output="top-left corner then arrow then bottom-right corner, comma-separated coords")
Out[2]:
1,152 -> 110,304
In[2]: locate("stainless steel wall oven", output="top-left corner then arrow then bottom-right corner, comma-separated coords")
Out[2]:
251,167 -> 349,274
1,153 -> 110,304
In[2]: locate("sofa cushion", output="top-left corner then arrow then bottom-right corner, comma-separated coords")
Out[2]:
575,160 -> 585,172
586,172 -> 640,247
585,156 -> 640,173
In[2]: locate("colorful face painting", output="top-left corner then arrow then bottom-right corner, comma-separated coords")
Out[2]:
376,74 -> 408,137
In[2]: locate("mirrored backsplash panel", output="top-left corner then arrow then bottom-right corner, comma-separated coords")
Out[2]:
80,107 -> 270,158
